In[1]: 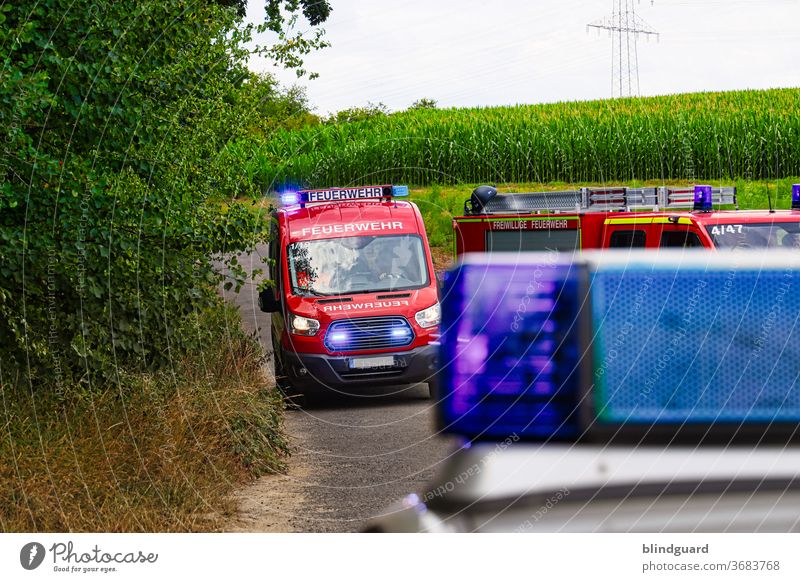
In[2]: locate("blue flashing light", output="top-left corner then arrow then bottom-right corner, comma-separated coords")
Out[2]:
438,253 -> 800,443
792,184 -> 800,210
438,258 -> 583,441
392,185 -> 409,197
693,185 -> 713,211
280,192 -> 300,206
590,264 -> 800,425
392,327 -> 411,337
329,332 -> 348,343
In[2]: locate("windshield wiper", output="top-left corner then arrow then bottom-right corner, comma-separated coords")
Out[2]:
347,288 -> 392,295
296,288 -> 328,297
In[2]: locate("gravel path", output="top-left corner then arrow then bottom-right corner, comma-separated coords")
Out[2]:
221,246 -> 456,532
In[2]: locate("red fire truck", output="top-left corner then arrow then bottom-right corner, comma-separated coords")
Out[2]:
453,184 -> 800,256
258,185 -> 440,404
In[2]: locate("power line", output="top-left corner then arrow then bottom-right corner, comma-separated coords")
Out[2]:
588,1 -> 659,98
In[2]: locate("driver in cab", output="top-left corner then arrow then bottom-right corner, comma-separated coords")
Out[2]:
350,239 -> 399,281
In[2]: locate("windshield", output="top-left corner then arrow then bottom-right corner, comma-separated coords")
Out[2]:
707,222 -> 800,249
288,235 -> 429,296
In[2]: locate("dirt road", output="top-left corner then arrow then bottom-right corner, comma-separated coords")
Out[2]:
220,246 -> 456,532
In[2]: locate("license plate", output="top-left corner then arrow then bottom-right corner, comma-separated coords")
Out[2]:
349,356 -> 396,370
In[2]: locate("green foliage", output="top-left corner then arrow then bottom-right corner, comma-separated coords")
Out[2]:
256,88 -> 800,187
0,0 -> 328,390
326,101 -> 389,124
408,98 -> 438,111
259,1 -> 332,78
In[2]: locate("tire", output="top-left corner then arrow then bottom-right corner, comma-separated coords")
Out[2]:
272,334 -> 312,408
271,334 -> 301,407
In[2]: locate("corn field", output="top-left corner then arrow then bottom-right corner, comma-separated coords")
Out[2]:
243,88 -> 800,188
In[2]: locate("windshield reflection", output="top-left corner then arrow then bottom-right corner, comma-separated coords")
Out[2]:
288,235 -> 429,296
708,222 -> 800,249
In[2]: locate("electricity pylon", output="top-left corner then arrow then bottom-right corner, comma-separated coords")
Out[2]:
588,1 -> 659,98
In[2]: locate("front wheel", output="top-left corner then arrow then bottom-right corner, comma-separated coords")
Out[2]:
272,336 -> 310,408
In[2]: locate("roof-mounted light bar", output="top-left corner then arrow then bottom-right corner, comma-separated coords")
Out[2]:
280,185 -> 409,206
792,184 -> 800,211
463,185 -> 737,215
437,251 -> 800,444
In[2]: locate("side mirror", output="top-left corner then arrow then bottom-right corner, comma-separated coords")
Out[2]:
258,287 -> 281,313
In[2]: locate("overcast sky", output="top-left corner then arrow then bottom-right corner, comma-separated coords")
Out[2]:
247,0 -> 800,115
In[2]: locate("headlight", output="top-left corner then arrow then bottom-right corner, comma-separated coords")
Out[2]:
415,302 -> 441,329
290,314 -> 320,336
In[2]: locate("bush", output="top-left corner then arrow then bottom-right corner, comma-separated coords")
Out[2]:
0,1 -> 327,389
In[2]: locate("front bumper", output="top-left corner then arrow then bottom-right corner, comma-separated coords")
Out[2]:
283,343 -> 438,390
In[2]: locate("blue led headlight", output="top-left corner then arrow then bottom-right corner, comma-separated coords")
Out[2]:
438,252 -> 800,444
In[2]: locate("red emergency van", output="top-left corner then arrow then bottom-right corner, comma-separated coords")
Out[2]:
453,184 -> 800,256
258,185 -> 440,404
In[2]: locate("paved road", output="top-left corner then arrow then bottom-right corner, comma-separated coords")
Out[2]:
221,246 -> 457,532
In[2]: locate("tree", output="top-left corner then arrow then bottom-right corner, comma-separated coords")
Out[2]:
0,0 -> 330,390
327,102 -> 389,124
408,98 -> 438,111
213,0 -> 332,22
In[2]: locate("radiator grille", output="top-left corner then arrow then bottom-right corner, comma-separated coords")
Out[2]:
325,316 -> 415,352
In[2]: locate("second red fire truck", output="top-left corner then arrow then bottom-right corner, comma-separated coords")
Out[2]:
453,184 -> 800,256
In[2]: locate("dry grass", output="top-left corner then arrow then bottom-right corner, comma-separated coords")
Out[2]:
0,305 -> 288,532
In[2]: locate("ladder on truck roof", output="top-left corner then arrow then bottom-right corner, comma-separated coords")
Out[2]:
469,186 -> 737,215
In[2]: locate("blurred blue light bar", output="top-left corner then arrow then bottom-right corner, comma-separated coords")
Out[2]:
438,252 -> 800,443
438,258 -> 584,440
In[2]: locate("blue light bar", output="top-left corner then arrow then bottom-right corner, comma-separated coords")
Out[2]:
280,192 -> 300,206
291,185 -> 408,205
590,259 -> 800,427
792,184 -> 800,210
693,184 -> 713,211
438,252 -> 800,443
438,258 -> 584,440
